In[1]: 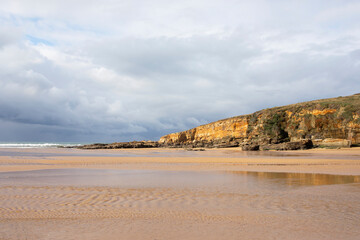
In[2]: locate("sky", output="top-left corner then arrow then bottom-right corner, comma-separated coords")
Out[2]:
0,0 -> 360,143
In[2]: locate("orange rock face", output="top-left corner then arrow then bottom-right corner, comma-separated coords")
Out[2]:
159,117 -> 248,144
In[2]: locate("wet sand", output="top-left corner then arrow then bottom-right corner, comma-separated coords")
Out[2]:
1,147 -> 360,175
0,147 -> 360,239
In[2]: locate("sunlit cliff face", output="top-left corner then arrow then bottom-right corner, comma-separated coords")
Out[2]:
159,118 -> 249,144
160,95 -> 360,147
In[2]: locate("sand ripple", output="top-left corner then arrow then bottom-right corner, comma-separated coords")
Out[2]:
0,184 -> 359,224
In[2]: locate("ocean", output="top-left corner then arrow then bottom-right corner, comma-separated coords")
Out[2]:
0,142 -> 84,148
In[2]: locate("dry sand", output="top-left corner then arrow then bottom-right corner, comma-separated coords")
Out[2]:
0,147 -> 359,240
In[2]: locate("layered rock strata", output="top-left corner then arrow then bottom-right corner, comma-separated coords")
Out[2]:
159,94 -> 360,150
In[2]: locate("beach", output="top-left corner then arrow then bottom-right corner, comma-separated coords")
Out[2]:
0,147 -> 359,239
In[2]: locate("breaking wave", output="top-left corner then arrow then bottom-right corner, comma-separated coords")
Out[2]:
0,143 -> 82,148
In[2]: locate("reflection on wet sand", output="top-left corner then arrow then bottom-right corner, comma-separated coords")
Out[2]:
228,171 -> 360,186
1,169 -> 359,190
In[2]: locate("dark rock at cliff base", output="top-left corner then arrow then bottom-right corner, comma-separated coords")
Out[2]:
241,144 -> 260,151
79,141 -> 159,149
260,139 -> 313,151
159,138 -> 241,149
78,143 -> 107,149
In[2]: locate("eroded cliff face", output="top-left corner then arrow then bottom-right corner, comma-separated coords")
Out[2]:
159,117 -> 248,145
159,94 -> 360,149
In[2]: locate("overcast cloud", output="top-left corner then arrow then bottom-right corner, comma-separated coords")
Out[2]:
0,0 -> 360,142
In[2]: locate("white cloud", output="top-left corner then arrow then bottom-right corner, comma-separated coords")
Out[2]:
0,0 -> 360,142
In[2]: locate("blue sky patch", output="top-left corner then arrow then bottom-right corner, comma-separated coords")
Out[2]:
26,35 -> 54,46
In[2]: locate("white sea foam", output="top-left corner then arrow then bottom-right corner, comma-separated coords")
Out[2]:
0,143 -> 82,148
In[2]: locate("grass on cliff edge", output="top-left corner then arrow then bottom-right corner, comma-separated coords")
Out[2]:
235,93 -> 360,123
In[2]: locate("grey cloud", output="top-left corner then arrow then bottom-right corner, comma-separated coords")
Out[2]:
0,27 -> 21,48
0,1 -> 360,142
1,32 -> 360,142
84,34 -> 360,108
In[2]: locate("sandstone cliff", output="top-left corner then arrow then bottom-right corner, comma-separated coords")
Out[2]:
159,94 -> 360,149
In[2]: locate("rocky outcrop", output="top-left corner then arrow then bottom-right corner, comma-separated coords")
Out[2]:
259,140 -> 314,151
79,141 -> 159,149
159,93 -> 360,150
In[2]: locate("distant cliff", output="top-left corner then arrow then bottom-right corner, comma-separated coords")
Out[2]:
159,94 -> 360,150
